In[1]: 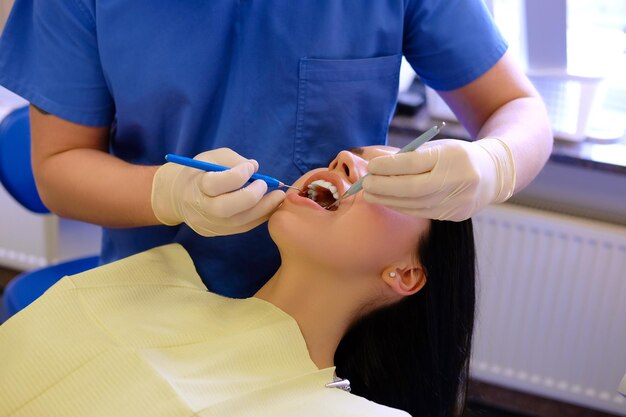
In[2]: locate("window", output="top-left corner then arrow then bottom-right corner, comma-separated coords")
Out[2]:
492,0 -> 626,139
568,0 -> 626,114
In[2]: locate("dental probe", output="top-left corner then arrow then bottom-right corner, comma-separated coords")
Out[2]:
328,122 -> 445,208
164,154 -> 302,191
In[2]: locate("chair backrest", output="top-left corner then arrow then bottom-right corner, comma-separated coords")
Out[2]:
0,106 -> 49,214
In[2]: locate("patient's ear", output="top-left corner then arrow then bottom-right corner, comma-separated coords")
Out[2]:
381,263 -> 426,297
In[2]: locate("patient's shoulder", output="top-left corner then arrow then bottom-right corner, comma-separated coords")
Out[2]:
64,243 -> 204,291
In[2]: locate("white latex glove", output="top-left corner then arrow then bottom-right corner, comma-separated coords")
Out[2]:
363,138 -> 516,221
151,148 -> 285,236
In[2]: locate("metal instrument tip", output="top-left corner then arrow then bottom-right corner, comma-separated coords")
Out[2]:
279,183 -> 302,192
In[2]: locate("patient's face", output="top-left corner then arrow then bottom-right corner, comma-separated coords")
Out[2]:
269,146 -> 429,274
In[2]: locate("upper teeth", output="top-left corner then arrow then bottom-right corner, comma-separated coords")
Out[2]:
307,179 -> 339,200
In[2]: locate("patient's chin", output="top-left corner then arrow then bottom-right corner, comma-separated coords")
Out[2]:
267,211 -> 299,252
269,214 -> 347,268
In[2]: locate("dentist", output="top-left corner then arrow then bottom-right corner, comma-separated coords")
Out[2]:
0,0 -> 551,296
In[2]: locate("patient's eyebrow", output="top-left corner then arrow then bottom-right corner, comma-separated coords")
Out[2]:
348,147 -> 365,156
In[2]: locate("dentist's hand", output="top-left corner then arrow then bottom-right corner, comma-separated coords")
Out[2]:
362,138 -> 516,221
151,148 -> 285,236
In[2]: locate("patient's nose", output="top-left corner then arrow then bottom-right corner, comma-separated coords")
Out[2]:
328,151 -> 366,183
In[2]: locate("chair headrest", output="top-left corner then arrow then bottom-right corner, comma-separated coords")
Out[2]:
0,106 -> 49,214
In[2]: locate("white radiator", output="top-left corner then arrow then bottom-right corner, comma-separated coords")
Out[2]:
471,204 -> 626,416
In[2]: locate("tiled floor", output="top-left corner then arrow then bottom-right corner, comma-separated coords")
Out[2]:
0,267 -> 621,417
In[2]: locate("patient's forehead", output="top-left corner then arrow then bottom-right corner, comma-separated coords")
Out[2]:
348,145 -> 398,160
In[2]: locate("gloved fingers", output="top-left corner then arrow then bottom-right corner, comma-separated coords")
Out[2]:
186,217 -> 260,237
197,179 -> 269,218
194,148 -> 259,172
365,180 -> 478,216
367,145 -> 439,176
220,189 -> 285,226
386,206 -> 438,219
364,182 -> 457,210
363,191 -> 437,210
199,161 -> 257,196
362,172 -> 445,198
186,190 -> 285,236
189,216 -> 265,237
185,221 -> 221,237
390,205 -> 472,222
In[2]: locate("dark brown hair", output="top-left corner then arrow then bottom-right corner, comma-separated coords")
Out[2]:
334,219 -> 476,417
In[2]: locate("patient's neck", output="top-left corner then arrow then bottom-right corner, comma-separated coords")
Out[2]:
255,260 -> 373,370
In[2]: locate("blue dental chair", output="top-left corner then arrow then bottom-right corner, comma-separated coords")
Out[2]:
0,106 -> 99,322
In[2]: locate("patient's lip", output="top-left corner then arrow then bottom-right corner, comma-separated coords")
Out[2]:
285,192 -> 330,211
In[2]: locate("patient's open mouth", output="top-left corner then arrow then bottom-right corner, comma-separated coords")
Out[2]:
299,179 -> 339,211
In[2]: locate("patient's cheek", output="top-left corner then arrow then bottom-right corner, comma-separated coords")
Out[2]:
268,186 -> 427,271
331,204 -> 424,266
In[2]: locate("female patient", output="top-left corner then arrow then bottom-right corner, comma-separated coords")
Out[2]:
0,146 -> 475,417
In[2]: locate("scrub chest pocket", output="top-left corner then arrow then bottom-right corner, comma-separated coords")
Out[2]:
294,54 -> 402,173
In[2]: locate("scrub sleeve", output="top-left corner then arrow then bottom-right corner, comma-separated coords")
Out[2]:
0,0 -> 506,297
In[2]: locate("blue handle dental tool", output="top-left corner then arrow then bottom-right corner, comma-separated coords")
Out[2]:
329,122 -> 445,208
164,154 -> 302,191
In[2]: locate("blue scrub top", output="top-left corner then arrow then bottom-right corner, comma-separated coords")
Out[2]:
0,0 -> 506,297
